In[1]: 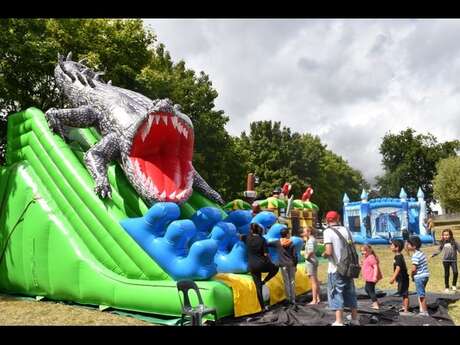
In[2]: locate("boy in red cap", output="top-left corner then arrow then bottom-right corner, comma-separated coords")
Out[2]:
322,210 -> 360,326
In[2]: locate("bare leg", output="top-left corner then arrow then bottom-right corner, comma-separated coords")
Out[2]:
351,308 -> 358,320
402,296 -> 409,312
419,297 -> 427,313
336,310 -> 344,324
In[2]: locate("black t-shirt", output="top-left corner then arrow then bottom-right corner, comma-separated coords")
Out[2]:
241,234 -> 271,271
393,253 -> 409,281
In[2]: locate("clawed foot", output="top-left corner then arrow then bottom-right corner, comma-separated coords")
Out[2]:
45,108 -> 67,139
95,182 -> 112,199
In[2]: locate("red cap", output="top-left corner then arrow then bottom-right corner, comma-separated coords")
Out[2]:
325,211 -> 340,222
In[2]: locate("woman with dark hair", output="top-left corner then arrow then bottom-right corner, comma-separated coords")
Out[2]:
431,229 -> 460,293
240,223 -> 279,311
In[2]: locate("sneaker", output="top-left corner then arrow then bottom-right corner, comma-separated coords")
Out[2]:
349,319 -> 361,326
399,311 -> 414,316
445,288 -> 450,293
345,314 -> 360,326
452,286 -> 457,292
417,311 -> 429,317
331,321 -> 344,326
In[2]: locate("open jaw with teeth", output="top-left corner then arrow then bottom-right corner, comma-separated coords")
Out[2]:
128,110 -> 194,204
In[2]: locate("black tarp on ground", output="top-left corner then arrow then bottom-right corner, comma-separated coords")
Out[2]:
218,286 -> 460,326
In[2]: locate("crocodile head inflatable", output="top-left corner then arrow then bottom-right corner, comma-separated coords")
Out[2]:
45,52 -> 224,205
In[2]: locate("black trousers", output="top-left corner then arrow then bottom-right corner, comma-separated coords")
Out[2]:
250,263 -> 279,310
365,281 -> 378,302
443,261 -> 458,288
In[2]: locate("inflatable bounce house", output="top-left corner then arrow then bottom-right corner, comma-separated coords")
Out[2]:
343,188 -> 433,244
0,53 -> 311,322
253,183 -> 319,236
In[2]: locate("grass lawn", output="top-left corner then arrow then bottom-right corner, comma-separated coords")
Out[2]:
316,226 -> 460,324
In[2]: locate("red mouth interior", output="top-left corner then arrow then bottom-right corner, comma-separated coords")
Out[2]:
129,111 -> 194,202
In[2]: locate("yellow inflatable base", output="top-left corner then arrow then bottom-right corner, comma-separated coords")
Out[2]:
214,264 -> 311,317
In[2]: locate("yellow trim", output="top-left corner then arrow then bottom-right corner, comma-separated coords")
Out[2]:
214,265 -> 311,317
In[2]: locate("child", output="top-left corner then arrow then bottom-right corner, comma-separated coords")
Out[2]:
389,239 -> 410,314
240,223 -> 279,312
303,226 -> 321,304
407,236 -> 430,316
431,229 -> 460,293
268,228 -> 298,305
361,244 -> 383,309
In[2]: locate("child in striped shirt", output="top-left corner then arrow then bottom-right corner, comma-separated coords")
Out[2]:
407,236 -> 430,316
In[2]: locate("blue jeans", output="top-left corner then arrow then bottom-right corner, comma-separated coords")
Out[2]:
327,272 -> 358,310
414,276 -> 429,298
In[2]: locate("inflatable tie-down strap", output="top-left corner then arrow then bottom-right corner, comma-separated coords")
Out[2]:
120,203 -> 305,280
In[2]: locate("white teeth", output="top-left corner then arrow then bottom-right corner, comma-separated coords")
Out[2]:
153,184 -> 159,195
169,191 -> 176,199
171,116 -> 178,129
161,115 -> 168,125
154,114 -> 161,125
160,190 -> 166,199
141,115 -> 153,142
176,190 -> 187,199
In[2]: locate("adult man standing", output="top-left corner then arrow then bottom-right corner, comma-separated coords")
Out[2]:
322,211 -> 360,326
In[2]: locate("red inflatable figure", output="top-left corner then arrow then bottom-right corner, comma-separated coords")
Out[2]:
281,182 -> 292,198
302,184 -> 314,202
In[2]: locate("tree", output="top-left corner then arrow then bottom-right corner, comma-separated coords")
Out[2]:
135,44 -> 245,200
433,156 -> 460,213
376,128 -> 460,206
0,18 -> 155,164
0,19 -> 241,202
238,120 -> 368,213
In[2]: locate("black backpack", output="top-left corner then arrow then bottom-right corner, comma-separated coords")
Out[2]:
329,226 -> 361,279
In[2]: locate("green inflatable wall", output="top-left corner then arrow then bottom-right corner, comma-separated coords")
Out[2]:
0,108 -> 233,319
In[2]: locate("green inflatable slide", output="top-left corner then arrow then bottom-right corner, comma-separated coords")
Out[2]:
0,108 -> 234,320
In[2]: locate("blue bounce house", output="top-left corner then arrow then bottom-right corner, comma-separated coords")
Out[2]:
343,187 -> 433,244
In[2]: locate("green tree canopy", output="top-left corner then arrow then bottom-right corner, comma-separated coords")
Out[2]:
433,156 -> 460,213
0,18 -> 155,164
0,19 -> 243,202
237,120 -> 368,214
376,128 -> 460,206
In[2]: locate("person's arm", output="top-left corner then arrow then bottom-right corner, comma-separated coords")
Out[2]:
322,230 -> 332,258
411,264 -> 417,278
292,246 -> 298,268
389,266 -> 400,284
371,257 -> 379,282
267,240 -> 277,248
323,243 -> 333,258
431,243 -> 442,257
263,239 -> 271,257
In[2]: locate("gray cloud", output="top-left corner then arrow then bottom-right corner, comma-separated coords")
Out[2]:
144,19 -> 460,186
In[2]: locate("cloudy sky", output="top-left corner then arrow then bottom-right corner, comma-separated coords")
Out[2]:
143,19 -> 460,186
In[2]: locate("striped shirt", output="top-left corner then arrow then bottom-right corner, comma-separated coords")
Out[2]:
412,250 -> 430,279
306,237 -> 317,255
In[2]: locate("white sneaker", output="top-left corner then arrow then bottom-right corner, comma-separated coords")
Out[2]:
349,319 -> 361,326
445,288 -> 450,293
345,314 -> 360,326
452,286 -> 457,292
331,321 -> 344,326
